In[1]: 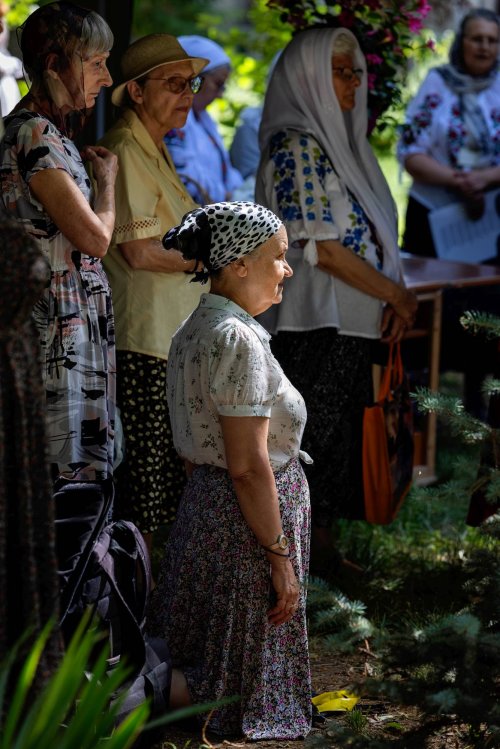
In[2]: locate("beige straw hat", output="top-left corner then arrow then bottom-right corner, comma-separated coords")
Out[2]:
111,33 -> 209,107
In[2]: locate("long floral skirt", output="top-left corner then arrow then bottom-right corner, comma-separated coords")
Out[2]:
147,457 -> 312,739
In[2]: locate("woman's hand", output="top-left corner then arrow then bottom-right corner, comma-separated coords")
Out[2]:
316,240 -> 418,326
381,306 -> 409,343
267,554 -> 300,626
82,145 -> 119,189
388,286 -> 418,328
118,238 -> 198,273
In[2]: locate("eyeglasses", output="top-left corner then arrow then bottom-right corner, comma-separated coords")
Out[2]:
145,74 -> 204,94
332,67 -> 363,82
464,35 -> 499,47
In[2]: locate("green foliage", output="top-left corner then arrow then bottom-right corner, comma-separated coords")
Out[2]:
0,614 -> 149,749
196,0 -> 290,143
314,319 -> 500,748
413,387 -> 491,444
307,577 -> 374,652
1,612 -> 240,749
344,707 -> 370,736
461,310 -> 500,341
132,0 -> 211,38
4,1 -> 45,29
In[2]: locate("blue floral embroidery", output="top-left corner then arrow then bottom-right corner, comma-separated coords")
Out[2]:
269,130 -> 383,268
269,130 -> 333,224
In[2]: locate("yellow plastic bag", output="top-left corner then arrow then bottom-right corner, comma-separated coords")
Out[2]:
312,689 -> 360,713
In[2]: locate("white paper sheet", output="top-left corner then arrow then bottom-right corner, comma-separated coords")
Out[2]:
428,188 -> 500,263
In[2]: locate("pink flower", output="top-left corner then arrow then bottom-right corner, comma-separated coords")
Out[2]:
426,38 -> 436,51
408,16 -> 423,33
366,53 -> 383,65
417,0 -> 432,18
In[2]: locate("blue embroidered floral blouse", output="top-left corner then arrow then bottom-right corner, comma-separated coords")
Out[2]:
258,128 -> 385,338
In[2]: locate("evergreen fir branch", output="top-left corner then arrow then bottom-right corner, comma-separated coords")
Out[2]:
412,387 -> 492,442
460,310 -> 500,340
481,377 -> 500,397
484,471 -> 500,504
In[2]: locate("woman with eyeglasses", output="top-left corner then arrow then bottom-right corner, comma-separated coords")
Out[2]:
398,8 -> 500,418
165,36 -> 243,204
0,2 -> 117,493
399,8 -> 500,256
256,28 -> 417,574
99,34 -> 208,554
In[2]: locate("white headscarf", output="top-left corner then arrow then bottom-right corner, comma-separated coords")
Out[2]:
177,35 -> 230,73
256,27 -> 401,283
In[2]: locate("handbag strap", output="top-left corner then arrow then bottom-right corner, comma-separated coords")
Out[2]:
378,342 -> 404,401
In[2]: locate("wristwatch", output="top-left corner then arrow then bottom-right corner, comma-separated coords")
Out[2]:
265,533 -> 290,551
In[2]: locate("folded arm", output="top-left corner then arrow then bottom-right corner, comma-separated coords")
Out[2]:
30,146 -> 117,258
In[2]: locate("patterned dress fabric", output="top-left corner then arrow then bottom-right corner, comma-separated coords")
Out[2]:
148,293 -> 312,738
0,219 -> 62,688
115,351 -> 186,531
0,110 -> 116,481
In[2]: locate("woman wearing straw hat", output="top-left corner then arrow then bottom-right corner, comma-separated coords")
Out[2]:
99,35 -> 208,554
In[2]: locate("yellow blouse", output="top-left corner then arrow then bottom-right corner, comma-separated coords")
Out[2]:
99,109 -> 203,360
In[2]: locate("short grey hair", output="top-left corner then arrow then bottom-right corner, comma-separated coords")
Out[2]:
79,11 -> 114,58
331,31 -> 357,59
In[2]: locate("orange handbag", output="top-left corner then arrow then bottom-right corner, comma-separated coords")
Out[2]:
362,342 -> 414,524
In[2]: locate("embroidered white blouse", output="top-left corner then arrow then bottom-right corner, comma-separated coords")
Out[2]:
257,129 -> 387,339
397,68 -> 500,210
167,293 -> 308,472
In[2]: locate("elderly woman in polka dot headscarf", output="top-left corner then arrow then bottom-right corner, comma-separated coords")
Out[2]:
148,201 -> 312,739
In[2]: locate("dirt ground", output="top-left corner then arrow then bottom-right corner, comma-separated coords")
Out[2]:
153,646 -> 472,749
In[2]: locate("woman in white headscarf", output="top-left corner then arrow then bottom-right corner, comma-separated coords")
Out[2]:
256,27 -> 417,572
165,35 -> 243,204
398,8 -> 500,418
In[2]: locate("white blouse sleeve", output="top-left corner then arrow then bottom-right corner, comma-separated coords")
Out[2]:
397,70 -> 447,164
209,325 -> 282,417
265,129 -> 342,247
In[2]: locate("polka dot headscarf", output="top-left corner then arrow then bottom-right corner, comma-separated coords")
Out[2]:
162,201 -> 283,283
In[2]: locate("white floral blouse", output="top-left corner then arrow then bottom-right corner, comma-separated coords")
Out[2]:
167,293 -> 308,472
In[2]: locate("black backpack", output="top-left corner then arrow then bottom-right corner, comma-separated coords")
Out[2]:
54,480 -> 172,742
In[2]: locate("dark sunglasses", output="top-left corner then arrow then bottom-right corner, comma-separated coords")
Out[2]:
145,74 -> 204,94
